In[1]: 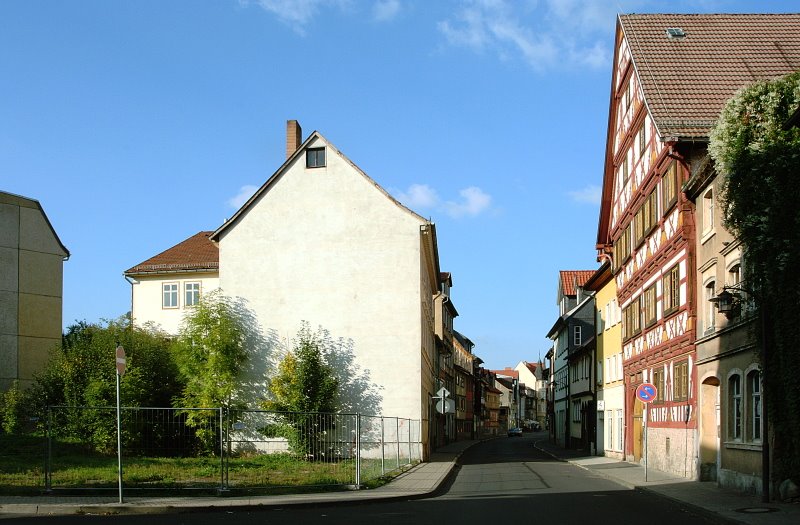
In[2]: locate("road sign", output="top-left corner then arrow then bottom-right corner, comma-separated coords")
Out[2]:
636,382 -> 657,403
436,387 -> 450,399
436,398 -> 455,414
115,345 -> 126,376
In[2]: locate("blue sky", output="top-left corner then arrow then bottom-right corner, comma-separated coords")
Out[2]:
2,0 -> 794,370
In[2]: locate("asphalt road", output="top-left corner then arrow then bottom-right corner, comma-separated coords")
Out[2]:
10,434 -> 720,524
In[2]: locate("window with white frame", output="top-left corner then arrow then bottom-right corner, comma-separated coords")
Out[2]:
185,282 -> 201,307
702,188 -> 714,234
729,374 -> 742,440
162,283 -> 178,309
572,401 -> 582,423
574,325 -> 582,346
704,280 -> 716,334
616,410 -> 624,450
749,370 -> 762,442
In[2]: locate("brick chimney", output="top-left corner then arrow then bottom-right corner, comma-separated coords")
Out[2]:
286,120 -> 302,159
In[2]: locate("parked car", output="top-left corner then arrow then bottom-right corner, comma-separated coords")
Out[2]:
531,421 -> 542,431
507,427 -> 523,437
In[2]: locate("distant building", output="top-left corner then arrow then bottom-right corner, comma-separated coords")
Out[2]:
0,191 -> 69,391
124,231 -> 219,335
547,270 -> 595,449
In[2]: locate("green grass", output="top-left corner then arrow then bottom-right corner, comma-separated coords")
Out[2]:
0,433 -> 412,494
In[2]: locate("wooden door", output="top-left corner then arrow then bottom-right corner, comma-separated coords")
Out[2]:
633,396 -> 643,461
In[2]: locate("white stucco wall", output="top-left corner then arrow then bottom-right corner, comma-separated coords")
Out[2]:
218,135 -> 428,421
129,273 -> 220,335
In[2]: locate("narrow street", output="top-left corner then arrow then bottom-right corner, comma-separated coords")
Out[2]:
15,433 -> 719,524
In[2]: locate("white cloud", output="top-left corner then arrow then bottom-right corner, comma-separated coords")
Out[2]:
250,0 -> 342,35
396,183 -> 492,219
443,186 -> 492,218
568,184 -> 601,205
373,0 -> 401,22
227,185 -> 259,209
396,183 -> 439,209
437,0 -> 615,71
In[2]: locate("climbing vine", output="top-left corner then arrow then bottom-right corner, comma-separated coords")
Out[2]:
709,71 -> 800,484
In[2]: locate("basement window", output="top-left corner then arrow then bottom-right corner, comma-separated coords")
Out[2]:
306,147 -> 326,168
666,27 -> 686,39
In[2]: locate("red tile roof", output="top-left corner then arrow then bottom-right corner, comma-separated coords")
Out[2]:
620,13 -> 800,139
560,270 -> 594,296
125,231 -> 218,275
491,368 -> 519,380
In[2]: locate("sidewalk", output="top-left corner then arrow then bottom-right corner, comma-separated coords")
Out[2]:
533,438 -> 800,525
0,440 -> 476,517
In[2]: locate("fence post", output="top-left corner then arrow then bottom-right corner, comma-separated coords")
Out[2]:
45,407 -> 52,492
355,414 -> 361,488
395,418 -> 401,469
219,408 -> 226,492
380,417 -> 385,476
407,419 -> 412,463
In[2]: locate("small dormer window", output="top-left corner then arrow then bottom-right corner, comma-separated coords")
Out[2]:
666,27 -> 685,39
306,147 -> 326,168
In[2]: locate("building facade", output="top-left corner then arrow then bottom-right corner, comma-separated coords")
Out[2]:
585,262 -> 624,458
596,14 -> 800,479
547,270 -> 595,448
0,191 -> 69,391
127,121 -> 446,457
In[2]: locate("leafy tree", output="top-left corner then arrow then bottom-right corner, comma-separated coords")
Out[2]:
709,71 -> 800,483
27,317 -> 179,452
170,291 -> 251,453
264,324 -> 339,457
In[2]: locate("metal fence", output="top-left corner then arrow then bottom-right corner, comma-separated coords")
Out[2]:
42,406 -> 422,493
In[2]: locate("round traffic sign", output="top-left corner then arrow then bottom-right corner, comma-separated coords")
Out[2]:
115,345 -> 126,376
636,382 -> 657,403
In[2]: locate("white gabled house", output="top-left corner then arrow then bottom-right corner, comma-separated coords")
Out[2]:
124,231 -> 219,335
126,121 -> 444,456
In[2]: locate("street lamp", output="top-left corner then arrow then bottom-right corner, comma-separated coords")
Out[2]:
710,284 -> 770,502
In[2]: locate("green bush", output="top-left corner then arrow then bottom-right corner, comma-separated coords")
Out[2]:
27,316 -> 183,453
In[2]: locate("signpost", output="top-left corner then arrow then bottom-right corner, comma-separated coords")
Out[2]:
434,387 -> 454,414
115,345 -> 126,504
636,382 -> 657,482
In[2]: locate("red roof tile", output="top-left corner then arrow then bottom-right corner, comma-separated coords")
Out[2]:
125,231 -> 218,275
491,368 -> 519,380
620,13 -> 800,138
560,270 -> 594,296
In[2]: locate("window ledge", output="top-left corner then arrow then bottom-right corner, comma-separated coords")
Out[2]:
701,229 -> 716,245
723,441 -> 762,451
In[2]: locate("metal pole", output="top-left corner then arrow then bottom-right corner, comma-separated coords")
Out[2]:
221,408 -> 226,491
396,418 -> 401,468
116,373 -> 123,503
644,404 -> 648,483
380,417 -> 385,475
355,414 -> 361,488
760,306 -> 770,502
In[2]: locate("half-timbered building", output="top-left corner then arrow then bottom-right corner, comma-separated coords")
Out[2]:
597,13 -> 800,479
